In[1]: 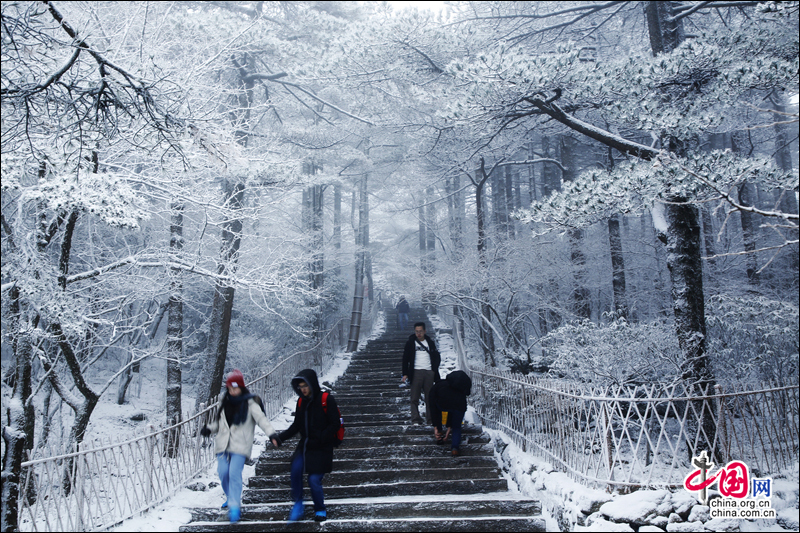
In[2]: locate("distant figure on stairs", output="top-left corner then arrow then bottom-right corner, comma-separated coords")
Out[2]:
200,369 -> 280,524
402,322 -> 441,425
395,295 -> 410,330
274,368 -> 341,523
430,370 -> 473,456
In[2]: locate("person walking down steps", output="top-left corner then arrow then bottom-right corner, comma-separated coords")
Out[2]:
430,370 -> 472,456
200,369 -> 279,524
275,368 -> 341,522
402,322 -> 441,425
395,295 -> 410,330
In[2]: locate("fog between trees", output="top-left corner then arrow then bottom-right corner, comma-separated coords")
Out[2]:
1,1 -> 797,501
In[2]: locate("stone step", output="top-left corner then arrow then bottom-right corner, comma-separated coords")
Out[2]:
186,499 -> 542,524
256,456 -> 499,476
338,372 -> 403,380
261,443 -> 494,461
334,394 -> 408,404
331,385 -> 411,396
242,478 -> 511,504
345,362 -> 401,371
318,424 -> 483,438
328,434 -> 491,448
180,517 -> 545,532
248,466 -> 502,487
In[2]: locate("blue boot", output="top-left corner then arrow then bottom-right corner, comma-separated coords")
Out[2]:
221,501 -> 228,509
315,510 -> 327,522
289,502 -> 304,522
229,507 -> 240,523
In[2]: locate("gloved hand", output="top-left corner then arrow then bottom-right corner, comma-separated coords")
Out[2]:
200,426 -> 211,437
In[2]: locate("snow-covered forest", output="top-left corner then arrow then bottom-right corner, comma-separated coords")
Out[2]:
1,1 -> 798,531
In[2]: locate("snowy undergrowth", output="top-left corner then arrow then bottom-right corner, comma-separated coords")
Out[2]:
485,426 -> 604,531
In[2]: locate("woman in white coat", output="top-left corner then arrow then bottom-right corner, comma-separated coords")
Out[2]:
201,369 -> 279,523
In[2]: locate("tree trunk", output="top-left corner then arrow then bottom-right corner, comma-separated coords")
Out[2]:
561,136 -> 591,319
505,165 -> 516,239
333,183 -> 342,276
2,284 -> 30,533
424,186 -> 436,312
700,205 -> 717,275
608,215 -> 629,319
737,182 -> 760,284
347,173 -> 369,351
476,159 -> 496,365
195,179 -> 245,411
166,202 -> 184,456
419,198 -> 426,272
645,0 -> 715,456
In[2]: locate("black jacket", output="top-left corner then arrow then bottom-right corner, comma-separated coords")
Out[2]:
277,368 -> 340,474
430,370 -> 472,427
396,299 -> 410,313
402,334 -> 441,384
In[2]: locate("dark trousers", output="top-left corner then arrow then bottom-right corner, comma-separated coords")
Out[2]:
446,410 -> 465,450
409,369 -> 435,424
290,454 -> 325,511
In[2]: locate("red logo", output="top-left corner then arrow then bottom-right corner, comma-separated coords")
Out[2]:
684,451 -> 749,503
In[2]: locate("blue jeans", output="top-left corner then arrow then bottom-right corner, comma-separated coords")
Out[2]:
447,411 -> 465,450
217,452 -> 246,509
398,312 -> 409,330
291,453 -> 326,512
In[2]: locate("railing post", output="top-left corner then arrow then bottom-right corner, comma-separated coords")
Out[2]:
146,424 -> 156,504
602,402 -> 613,483
714,384 -> 727,464
75,443 -> 85,531
346,283 -> 364,352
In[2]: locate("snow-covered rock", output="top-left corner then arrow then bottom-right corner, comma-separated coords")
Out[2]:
688,505 -> 710,523
577,515 -> 635,532
671,491 -> 699,517
599,490 -> 672,526
702,518 -> 740,532
666,521 -> 706,532
777,507 -> 799,531
647,514 -> 670,528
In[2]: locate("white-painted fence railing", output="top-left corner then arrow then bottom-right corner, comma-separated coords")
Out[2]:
439,310 -> 799,488
17,306 -> 380,532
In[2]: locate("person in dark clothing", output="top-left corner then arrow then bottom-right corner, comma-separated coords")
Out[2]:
429,370 -> 472,456
395,295 -> 410,330
275,368 -> 340,522
401,322 -> 441,425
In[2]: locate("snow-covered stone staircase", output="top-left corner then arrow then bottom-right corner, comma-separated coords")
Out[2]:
179,306 -> 544,531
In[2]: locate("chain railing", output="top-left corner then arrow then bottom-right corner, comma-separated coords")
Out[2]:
16,307 -> 380,532
439,308 -> 799,489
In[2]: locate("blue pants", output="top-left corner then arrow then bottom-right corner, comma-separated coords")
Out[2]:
447,411 -> 465,450
217,452 -> 246,509
398,312 -> 409,330
291,453 -> 326,512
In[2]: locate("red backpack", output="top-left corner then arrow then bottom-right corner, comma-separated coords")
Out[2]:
297,392 -> 344,447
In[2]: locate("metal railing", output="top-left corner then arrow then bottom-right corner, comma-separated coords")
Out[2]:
439,308 -> 799,488
17,307 -> 380,532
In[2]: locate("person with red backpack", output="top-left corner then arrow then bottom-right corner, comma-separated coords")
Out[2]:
275,368 -> 341,522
